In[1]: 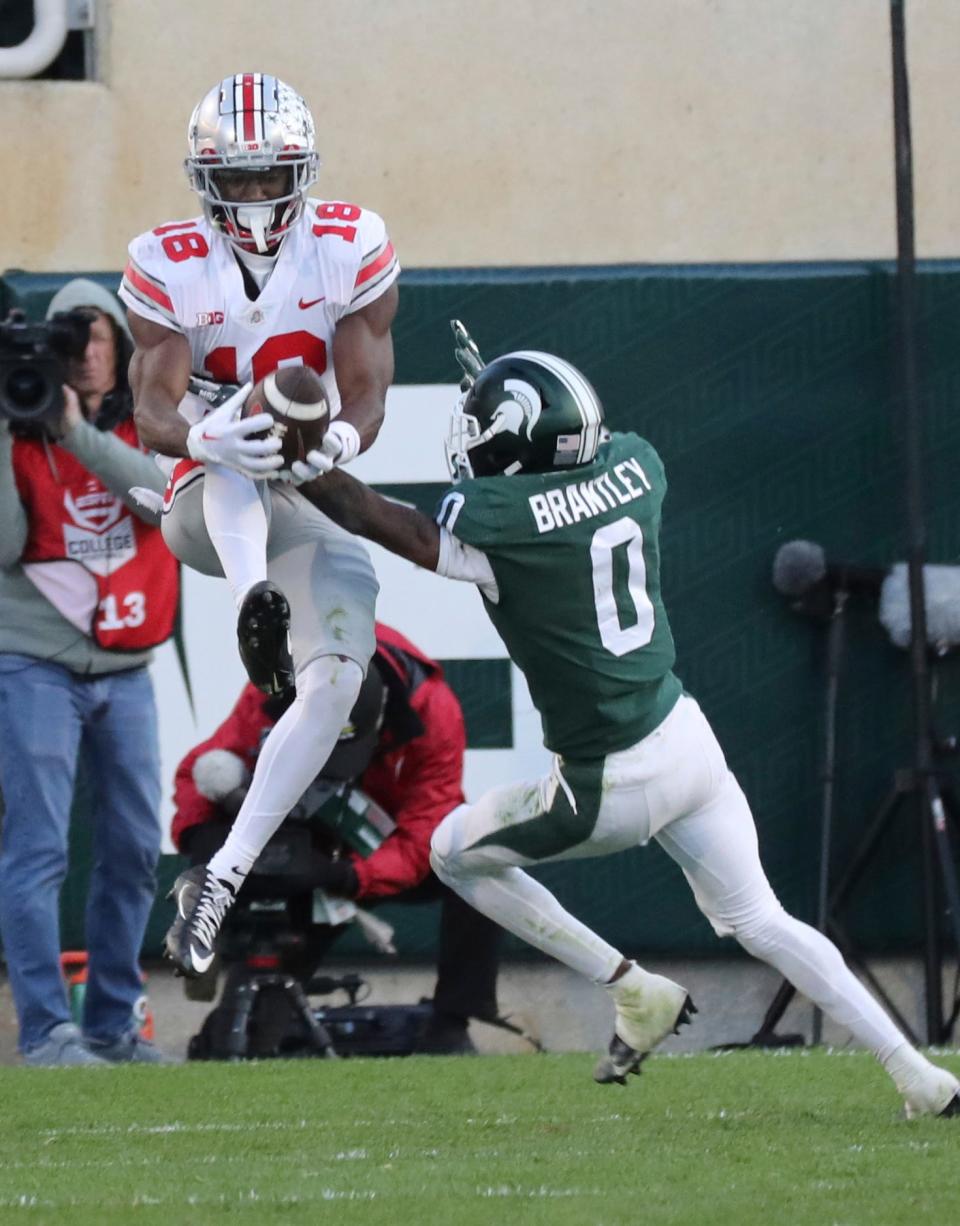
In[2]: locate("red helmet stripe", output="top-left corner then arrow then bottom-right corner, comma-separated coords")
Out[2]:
241,73 -> 255,141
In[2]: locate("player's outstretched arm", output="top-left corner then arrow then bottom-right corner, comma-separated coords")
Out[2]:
127,312 -> 194,456
298,467 -> 441,572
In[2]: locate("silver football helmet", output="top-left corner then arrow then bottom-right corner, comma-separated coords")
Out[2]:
185,73 -> 319,253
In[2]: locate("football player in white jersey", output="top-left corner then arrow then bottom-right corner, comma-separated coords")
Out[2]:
119,73 -> 399,976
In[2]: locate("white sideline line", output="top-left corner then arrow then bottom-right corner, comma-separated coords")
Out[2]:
38,1118 -> 408,1139
478,1186 -> 605,1199
0,1190 -> 380,1210
3,1153 -> 251,1172
37,1113 -> 636,1141
0,1186 -> 613,1212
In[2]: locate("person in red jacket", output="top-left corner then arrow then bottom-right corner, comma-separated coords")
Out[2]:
172,622 -> 501,1052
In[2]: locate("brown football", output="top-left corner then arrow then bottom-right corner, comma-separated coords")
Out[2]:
242,366 -> 330,471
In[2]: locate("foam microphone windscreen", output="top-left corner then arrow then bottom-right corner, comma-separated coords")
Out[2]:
772,540 -> 827,598
879,563 -> 960,651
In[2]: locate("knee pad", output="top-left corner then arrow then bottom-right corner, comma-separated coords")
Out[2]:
296,654 -> 363,719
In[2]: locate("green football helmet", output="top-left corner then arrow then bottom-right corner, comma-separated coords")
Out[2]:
446,349 -> 605,481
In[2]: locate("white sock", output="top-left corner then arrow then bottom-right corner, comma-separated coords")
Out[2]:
208,655 -> 363,891
202,462 -> 268,611
605,962 -> 653,999
883,1042 -> 935,1093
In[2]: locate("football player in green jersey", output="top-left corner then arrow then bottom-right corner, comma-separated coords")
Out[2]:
289,327 -> 959,1116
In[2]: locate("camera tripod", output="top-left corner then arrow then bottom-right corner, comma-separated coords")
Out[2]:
748,635 -> 960,1049
743,3 -> 960,1049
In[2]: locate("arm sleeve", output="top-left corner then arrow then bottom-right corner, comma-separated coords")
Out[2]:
170,684 -> 271,851
59,418 -> 168,524
436,528 -> 498,600
0,427 -> 28,567
351,677 -> 467,899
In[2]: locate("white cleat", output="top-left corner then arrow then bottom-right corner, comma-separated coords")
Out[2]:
594,965 -> 696,1085
902,1064 -> 960,1119
886,1042 -> 960,1119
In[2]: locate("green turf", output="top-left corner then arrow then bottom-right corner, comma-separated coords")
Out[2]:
0,1049 -> 958,1225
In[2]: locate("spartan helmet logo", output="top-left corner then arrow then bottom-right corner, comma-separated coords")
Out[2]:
492,378 -> 543,441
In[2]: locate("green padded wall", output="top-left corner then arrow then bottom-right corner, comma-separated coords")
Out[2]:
4,262 -> 960,963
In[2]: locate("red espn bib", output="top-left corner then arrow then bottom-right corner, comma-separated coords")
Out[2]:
12,419 -> 179,651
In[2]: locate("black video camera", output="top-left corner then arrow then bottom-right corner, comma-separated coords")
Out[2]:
0,308 -> 93,427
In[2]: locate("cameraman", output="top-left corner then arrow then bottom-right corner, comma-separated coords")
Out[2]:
0,279 -> 178,1065
173,622 -> 503,1053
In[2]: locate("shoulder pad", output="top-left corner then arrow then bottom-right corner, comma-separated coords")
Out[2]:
306,200 -> 399,314
434,479 -> 516,550
131,217 -> 211,284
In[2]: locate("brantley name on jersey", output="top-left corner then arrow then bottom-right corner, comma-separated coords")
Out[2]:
528,456 -> 653,535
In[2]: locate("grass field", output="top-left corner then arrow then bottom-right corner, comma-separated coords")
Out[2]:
1,1048 -> 958,1225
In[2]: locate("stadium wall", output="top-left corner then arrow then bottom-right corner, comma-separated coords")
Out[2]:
2,1 -> 960,271
4,261 -> 960,962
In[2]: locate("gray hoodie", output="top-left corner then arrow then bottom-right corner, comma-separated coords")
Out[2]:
0,279 -> 167,673
45,277 -> 134,340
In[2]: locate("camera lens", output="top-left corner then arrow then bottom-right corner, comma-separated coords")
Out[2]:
4,365 -> 47,411
48,310 -> 93,361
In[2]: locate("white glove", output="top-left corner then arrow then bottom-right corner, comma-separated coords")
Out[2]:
129,486 -> 165,515
322,419 -> 361,466
289,450 -> 331,485
354,908 -> 397,955
286,419 -> 361,485
185,382 -> 283,477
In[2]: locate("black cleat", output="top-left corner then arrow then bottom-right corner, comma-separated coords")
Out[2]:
594,990 -> 697,1086
594,1033 -> 650,1085
164,864 -> 236,979
237,580 -> 294,696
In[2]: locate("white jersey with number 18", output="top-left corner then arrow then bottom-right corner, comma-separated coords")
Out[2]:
118,199 -> 399,421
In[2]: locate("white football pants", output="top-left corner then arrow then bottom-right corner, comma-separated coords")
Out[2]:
430,693 -> 907,1060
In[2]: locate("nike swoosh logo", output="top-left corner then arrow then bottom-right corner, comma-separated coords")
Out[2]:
298,295 -> 326,310
190,946 -> 214,973
201,431 -> 219,442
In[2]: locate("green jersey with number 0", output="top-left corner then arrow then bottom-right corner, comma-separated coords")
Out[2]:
435,431 -> 681,759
